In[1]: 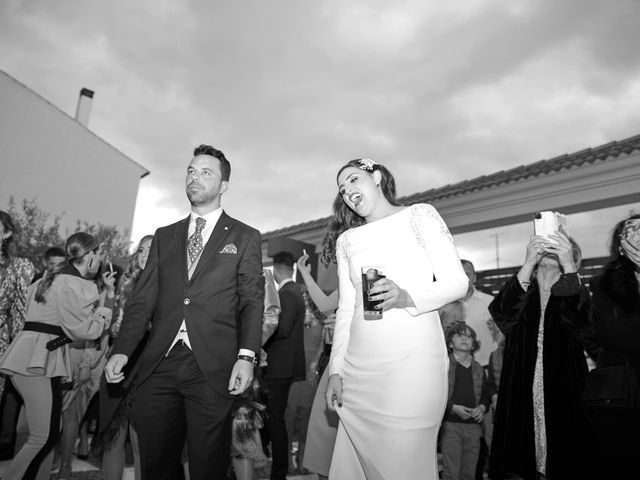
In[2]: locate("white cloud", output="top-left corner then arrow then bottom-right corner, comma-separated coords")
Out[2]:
129,182 -> 185,247
2,0 -> 640,264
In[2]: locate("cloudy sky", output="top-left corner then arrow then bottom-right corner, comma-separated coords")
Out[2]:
2,0 -> 640,269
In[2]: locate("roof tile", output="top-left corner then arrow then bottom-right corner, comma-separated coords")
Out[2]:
262,134 -> 640,239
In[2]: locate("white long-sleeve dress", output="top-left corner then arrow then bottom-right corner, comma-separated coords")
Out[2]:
328,203 -> 468,480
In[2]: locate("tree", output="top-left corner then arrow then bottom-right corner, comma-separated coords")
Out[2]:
75,220 -> 132,267
7,197 -> 132,272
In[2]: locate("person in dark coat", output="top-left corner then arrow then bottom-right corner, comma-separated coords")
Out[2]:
262,251 -> 306,480
488,230 -> 593,480
588,213 -> 640,479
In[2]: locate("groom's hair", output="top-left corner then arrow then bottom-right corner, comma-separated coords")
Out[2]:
273,251 -> 295,273
193,144 -> 231,181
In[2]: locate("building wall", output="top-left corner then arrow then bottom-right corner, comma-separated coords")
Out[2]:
0,71 -> 147,236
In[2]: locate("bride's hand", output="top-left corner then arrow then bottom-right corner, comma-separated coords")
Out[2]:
325,374 -> 343,411
369,277 -> 415,311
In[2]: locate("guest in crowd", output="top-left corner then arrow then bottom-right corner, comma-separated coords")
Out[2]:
0,232 -> 113,480
0,211 -> 35,458
297,249 -> 339,480
261,269 -> 281,347
487,332 -> 505,422
230,376 -> 268,480
588,213 -> 640,478
324,158 -> 468,479
0,211 -> 36,396
297,250 -> 339,318
458,260 -> 497,368
441,322 -> 493,480
488,230 -> 592,480
58,258 -> 119,479
262,251 -> 306,480
31,246 -> 67,284
284,288 -> 323,475
439,299 -> 464,331
230,269 -> 279,480
458,259 -> 497,478
93,234 -> 153,480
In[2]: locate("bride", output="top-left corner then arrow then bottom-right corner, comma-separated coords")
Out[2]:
324,158 -> 468,480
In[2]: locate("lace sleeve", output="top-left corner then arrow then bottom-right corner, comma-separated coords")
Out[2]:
410,204 -> 454,251
328,233 -> 355,376
404,204 -> 468,316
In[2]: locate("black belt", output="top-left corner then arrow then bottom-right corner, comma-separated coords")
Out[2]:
23,321 -> 72,351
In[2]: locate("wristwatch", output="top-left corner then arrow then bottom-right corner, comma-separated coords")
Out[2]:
237,354 -> 257,365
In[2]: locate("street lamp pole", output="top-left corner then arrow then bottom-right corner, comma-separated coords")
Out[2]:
490,233 -> 500,269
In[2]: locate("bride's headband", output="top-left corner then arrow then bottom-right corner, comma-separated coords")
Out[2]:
358,158 -> 377,171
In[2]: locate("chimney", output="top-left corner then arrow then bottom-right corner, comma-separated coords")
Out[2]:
75,88 -> 94,127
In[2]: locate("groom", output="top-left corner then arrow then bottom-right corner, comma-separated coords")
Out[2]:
104,144 -> 264,480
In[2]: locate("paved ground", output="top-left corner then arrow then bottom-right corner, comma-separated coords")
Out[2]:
0,457 -> 318,479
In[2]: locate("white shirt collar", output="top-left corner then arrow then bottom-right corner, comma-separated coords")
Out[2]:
277,277 -> 294,291
190,206 -> 223,227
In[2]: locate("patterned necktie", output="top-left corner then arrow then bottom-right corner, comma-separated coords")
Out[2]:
187,217 -> 206,263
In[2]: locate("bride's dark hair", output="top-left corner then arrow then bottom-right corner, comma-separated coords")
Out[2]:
320,159 -> 399,266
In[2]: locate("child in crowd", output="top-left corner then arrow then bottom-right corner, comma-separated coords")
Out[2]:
441,322 -> 493,480
230,376 -> 268,480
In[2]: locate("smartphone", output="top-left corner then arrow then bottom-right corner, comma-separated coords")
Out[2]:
108,261 -> 114,274
534,211 -> 568,241
303,248 -> 308,256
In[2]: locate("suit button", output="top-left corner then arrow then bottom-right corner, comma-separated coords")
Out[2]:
184,298 -> 190,305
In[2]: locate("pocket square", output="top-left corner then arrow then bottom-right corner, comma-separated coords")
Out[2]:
219,243 -> 238,254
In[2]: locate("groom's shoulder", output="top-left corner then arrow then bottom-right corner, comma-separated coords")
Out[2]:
225,214 -> 261,238
158,217 -> 189,233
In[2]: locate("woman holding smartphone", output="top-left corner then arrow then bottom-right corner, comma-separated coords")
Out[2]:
488,229 -> 593,480
0,232 -> 113,480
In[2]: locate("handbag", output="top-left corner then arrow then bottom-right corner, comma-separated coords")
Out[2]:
582,355 -> 640,408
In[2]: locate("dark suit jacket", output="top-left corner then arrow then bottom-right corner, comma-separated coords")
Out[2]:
262,281 -> 306,381
112,212 -> 264,396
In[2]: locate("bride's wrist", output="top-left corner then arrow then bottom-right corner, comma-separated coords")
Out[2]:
401,289 -> 415,308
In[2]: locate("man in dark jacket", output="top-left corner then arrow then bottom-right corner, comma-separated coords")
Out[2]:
105,145 -> 264,480
263,251 -> 306,480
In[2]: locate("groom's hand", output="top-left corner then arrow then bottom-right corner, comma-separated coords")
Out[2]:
105,354 -> 129,383
228,359 -> 254,395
